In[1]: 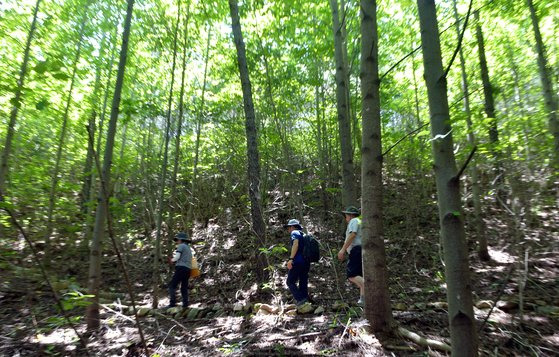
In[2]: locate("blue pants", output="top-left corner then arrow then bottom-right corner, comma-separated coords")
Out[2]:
168,266 -> 190,307
286,261 -> 310,304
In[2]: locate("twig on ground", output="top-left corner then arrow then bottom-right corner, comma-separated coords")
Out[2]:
151,310 -> 190,333
479,264 -> 515,332
100,304 -> 136,323
325,242 -> 345,302
397,327 -> 451,352
338,317 -> 351,347
156,325 -> 176,354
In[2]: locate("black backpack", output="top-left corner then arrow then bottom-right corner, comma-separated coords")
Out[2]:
302,233 -> 320,263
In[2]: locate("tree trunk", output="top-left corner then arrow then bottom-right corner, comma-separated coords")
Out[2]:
453,1 -> 489,261
169,3 -> 190,253
186,23 -> 210,231
229,0 -> 268,282
0,0 -> 42,194
45,8 -> 88,253
416,1 -> 478,355
152,0 -> 182,309
360,0 -> 393,334
80,32 -> 106,217
475,10 -> 504,201
86,0 -> 135,330
329,0 -> 357,208
526,0 -> 559,169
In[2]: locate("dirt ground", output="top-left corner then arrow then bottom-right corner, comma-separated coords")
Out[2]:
1,199 -> 558,356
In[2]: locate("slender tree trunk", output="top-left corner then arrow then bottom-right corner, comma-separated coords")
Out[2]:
152,0 -> 182,309
86,0 -> 135,330
0,0 -> 42,194
453,1 -> 489,261
81,33 -> 106,217
186,23 -> 211,230
45,9 -> 88,253
229,0 -> 268,282
169,3 -> 190,252
475,10 -> 504,201
83,32 -> 116,248
526,0 -> 559,169
360,0 -> 393,334
330,0 -> 357,208
505,43 -> 533,165
416,1 -> 478,355
96,29 -> 118,163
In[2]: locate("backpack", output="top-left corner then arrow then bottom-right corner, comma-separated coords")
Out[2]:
302,233 -> 320,263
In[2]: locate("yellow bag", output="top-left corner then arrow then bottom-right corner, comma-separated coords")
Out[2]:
190,256 -> 200,278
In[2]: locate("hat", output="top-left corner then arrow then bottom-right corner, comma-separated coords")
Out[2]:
341,206 -> 360,215
174,232 -> 189,241
283,219 -> 302,230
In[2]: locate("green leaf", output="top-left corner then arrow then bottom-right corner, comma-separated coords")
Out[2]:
34,60 -> 49,74
36,99 -> 49,110
52,72 -> 70,81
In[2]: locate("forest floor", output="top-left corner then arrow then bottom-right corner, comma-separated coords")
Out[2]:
1,194 -> 558,356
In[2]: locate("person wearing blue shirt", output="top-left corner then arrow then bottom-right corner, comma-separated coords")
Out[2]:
283,219 -> 311,308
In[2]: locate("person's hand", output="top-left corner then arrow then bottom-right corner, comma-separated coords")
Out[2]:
337,249 -> 345,261
287,259 -> 293,270
167,256 -> 173,265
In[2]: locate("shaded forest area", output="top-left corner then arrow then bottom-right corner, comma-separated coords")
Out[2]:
1,0 -> 558,356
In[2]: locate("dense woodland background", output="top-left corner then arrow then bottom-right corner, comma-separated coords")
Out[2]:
0,0 -> 558,356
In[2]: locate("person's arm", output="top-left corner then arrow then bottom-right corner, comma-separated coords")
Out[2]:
338,232 -> 356,260
287,236 -> 299,270
171,245 -> 183,262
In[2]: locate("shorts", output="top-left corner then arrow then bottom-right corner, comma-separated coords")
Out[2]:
346,245 -> 363,278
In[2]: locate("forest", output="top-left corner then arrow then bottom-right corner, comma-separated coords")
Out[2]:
0,0 -> 558,355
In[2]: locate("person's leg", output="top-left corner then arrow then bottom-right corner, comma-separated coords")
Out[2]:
286,264 -> 303,302
299,262 -> 310,302
168,268 -> 181,307
347,246 -> 364,301
349,275 -> 364,296
179,267 -> 190,307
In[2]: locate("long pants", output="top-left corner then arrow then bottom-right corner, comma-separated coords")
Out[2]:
168,266 -> 191,307
286,261 -> 310,304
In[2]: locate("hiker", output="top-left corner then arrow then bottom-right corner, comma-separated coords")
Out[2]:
283,219 -> 311,308
337,206 -> 364,305
167,232 -> 192,308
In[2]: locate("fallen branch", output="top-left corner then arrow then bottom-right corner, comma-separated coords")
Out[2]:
397,327 -> 451,352
100,304 -> 136,323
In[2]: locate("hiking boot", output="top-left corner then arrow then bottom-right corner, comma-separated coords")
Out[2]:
357,297 -> 364,306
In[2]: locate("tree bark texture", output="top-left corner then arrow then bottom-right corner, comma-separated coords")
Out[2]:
86,0 -> 135,330
229,0 -> 268,282
526,0 -> 559,169
359,0 -> 393,334
416,1 -> 478,355
0,0 -> 42,194
453,1 -> 489,261
330,0 -> 357,208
